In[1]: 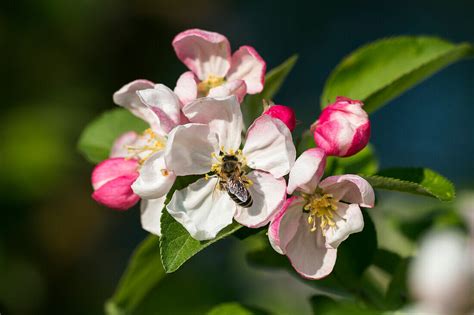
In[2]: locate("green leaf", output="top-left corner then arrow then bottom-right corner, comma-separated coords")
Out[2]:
362,168 -> 455,201
384,258 -> 410,310
105,235 -> 165,315
296,130 -> 316,156
160,210 -> 242,273
321,36 -> 474,113
207,302 -> 269,315
372,249 -> 402,274
158,175 -> 244,273
310,295 -> 379,315
242,55 -> 298,127
326,144 -> 379,176
78,108 -> 148,163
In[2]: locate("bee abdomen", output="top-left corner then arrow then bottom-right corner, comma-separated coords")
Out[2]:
228,192 -> 253,208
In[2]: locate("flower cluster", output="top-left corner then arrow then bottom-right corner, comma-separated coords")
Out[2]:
90,29 -> 374,279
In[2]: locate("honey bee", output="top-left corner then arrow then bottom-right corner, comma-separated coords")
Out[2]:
219,154 -> 253,208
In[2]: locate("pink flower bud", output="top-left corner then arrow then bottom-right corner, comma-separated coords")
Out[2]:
312,97 -> 370,157
91,158 -> 140,211
264,104 -> 296,132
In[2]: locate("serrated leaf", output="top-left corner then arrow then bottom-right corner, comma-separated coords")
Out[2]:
105,235 -> 164,315
321,36 -> 474,113
242,55 -> 298,127
78,108 -> 148,163
207,302 -> 269,315
160,211 -> 241,273
363,168 -> 455,201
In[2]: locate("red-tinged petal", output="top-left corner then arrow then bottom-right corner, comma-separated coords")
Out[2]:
172,29 -> 231,80
268,196 -> 305,255
319,174 -> 375,208
92,174 -> 140,211
226,45 -> 266,94
91,158 -> 139,190
110,131 -> 139,158
285,214 -> 338,279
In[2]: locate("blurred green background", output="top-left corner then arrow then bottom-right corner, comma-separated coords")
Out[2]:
0,0 -> 473,314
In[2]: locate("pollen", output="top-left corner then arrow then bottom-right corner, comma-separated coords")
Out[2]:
197,74 -> 226,96
161,169 -> 169,176
302,192 -> 338,233
126,128 -> 166,164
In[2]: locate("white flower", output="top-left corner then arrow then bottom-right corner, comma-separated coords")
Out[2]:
164,96 -> 296,240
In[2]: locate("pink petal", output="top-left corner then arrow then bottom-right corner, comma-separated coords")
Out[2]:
140,197 -> 166,236
287,148 -> 326,195
91,158 -> 139,190
319,174 -> 375,208
174,71 -> 198,106
92,174 -> 140,211
110,131 -> 140,158
268,196 -> 305,255
233,170 -> 286,228
324,203 -> 364,249
208,80 -> 247,103
226,45 -> 266,94
113,80 -> 159,128
286,214 -> 338,279
172,29 -> 231,80
263,105 -> 296,132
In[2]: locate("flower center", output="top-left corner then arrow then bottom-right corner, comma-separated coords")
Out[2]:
126,128 -> 166,164
197,74 -> 226,96
302,191 -> 338,233
206,148 -> 253,188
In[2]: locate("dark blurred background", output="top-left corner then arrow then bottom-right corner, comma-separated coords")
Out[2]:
0,0 -> 473,314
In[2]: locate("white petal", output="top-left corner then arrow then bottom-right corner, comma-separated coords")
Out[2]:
137,84 -> 182,135
287,148 -> 326,195
174,71 -> 198,106
208,80 -> 247,103
164,124 -> 218,176
183,96 -> 243,150
234,170 -> 286,228
243,115 -> 296,178
113,80 -> 160,128
131,151 -> 176,199
268,196 -> 305,255
166,177 -> 236,240
140,197 -> 166,236
324,203 -> 364,249
286,214 -> 338,279
319,175 -> 375,208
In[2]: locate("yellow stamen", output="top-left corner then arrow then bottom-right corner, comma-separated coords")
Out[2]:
197,75 -> 226,96
303,193 -> 338,233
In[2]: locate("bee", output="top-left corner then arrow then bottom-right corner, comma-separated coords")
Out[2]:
219,154 -> 253,208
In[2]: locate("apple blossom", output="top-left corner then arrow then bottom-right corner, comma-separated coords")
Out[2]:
268,148 -> 375,279
407,230 -> 473,315
91,80 -> 191,234
164,96 -> 296,241
312,97 -> 370,157
172,29 -> 266,105
264,104 -> 297,132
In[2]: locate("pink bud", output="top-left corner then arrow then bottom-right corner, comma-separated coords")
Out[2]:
312,97 -> 370,157
264,104 -> 296,132
91,158 -> 140,211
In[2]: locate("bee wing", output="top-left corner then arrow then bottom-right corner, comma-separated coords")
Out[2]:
227,177 -> 250,203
